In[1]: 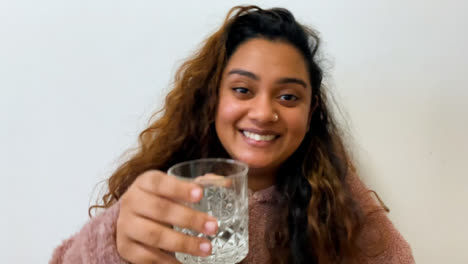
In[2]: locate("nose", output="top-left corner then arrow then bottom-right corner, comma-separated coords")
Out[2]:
248,95 -> 278,124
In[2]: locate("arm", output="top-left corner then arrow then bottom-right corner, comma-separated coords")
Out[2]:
346,170 -> 415,264
49,201 -> 127,264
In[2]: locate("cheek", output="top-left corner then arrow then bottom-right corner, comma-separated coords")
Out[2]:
215,97 -> 243,124
287,111 -> 310,137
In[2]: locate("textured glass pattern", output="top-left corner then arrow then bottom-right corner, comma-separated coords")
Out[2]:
169,159 -> 249,264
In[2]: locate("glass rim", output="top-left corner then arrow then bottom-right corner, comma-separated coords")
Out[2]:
167,158 -> 249,179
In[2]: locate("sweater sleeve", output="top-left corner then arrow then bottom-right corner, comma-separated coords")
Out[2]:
347,171 -> 416,264
49,201 -> 127,264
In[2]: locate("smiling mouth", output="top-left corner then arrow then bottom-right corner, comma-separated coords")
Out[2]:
241,130 -> 279,142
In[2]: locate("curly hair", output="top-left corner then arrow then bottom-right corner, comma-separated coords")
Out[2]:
90,5 -> 387,263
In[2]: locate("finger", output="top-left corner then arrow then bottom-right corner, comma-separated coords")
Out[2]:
122,239 -> 181,264
194,173 -> 232,187
138,170 -> 203,203
128,215 -> 213,257
132,190 -> 218,235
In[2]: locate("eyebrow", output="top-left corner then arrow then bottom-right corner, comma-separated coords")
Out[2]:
227,69 -> 307,88
277,77 -> 307,88
228,69 -> 259,80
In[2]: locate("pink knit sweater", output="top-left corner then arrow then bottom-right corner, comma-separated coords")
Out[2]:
50,173 -> 414,263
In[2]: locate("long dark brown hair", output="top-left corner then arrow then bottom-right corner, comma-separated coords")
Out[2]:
90,5 -> 387,263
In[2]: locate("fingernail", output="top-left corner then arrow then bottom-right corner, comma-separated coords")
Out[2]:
204,221 -> 217,234
199,242 -> 211,254
191,187 -> 202,200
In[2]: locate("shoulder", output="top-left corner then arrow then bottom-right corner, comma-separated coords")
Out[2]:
345,169 -> 415,264
345,165 -> 388,214
49,201 -> 126,264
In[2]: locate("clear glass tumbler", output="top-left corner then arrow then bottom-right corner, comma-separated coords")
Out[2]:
168,158 -> 249,264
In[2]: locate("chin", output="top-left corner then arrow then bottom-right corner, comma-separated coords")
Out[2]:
235,156 -> 276,169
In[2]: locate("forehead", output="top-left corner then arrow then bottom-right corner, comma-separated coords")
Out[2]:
222,38 -> 310,84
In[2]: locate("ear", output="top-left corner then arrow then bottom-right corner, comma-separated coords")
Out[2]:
307,95 -> 319,130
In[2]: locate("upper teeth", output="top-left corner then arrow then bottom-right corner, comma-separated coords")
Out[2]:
243,131 -> 276,141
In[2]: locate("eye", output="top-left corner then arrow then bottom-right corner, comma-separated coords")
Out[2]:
232,87 -> 250,94
279,94 -> 299,101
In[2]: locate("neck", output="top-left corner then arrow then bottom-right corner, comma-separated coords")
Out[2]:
247,167 -> 277,191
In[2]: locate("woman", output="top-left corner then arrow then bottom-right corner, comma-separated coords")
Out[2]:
50,5 -> 414,264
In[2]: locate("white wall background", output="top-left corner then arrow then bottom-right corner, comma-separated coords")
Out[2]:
1,0 -> 467,263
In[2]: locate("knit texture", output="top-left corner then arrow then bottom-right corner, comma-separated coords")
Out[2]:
49,201 -> 126,264
50,174 -> 414,263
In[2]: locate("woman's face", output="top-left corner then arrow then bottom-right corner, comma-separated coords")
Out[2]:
215,38 -> 312,178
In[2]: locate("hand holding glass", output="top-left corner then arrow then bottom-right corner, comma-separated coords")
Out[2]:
168,158 -> 249,264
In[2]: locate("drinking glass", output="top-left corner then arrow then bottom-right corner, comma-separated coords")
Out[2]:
168,158 -> 249,264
